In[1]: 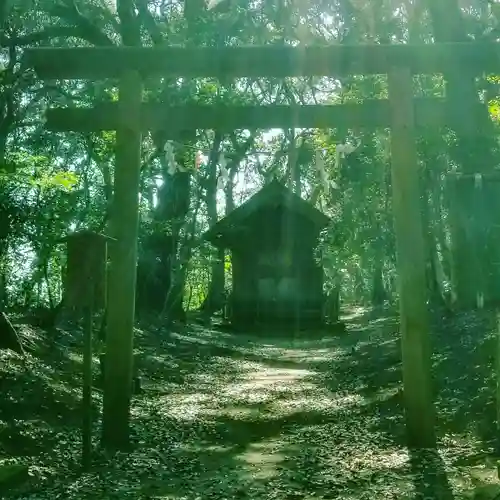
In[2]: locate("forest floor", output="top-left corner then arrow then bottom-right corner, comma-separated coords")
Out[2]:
1,307 -> 500,499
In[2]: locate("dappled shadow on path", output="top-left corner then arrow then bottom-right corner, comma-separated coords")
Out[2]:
117,308 -> 492,499
2,307 -> 498,499
431,310 -> 498,448
130,307 -> 500,499
410,448 -> 454,500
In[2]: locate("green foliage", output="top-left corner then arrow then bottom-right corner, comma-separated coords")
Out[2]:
0,0 -> 496,311
0,153 -> 78,191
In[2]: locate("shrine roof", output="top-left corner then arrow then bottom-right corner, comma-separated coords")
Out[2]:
203,180 -> 330,247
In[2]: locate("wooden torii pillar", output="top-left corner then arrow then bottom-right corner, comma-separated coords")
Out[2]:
23,42 -> 500,449
24,60 -> 144,449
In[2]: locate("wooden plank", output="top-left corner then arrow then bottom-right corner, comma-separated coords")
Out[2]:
101,70 -> 142,450
44,99 -> 476,132
23,42 -> 500,80
64,231 -> 108,309
388,66 -> 436,448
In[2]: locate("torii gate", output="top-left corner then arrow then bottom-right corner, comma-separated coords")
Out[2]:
23,42 -> 500,450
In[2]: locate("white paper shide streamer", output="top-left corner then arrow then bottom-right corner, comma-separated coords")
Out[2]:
315,140 -> 359,195
335,141 -> 359,171
164,141 -> 186,175
217,153 -> 229,190
315,151 -> 338,195
206,0 -> 225,9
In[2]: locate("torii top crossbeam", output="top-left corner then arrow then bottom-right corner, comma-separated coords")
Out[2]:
23,42 -> 500,80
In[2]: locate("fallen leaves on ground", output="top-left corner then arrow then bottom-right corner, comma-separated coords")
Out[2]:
1,308 -> 499,499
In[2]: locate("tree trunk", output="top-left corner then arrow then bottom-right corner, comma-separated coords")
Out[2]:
200,135 -> 224,315
0,270 -> 6,312
43,259 -> 54,309
137,155 -> 192,317
163,215 -> 190,320
371,263 -> 387,307
136,234 -> 172,312
204,247 -> 226,313
0,239 -> 8,312
429,171 -> 453,309
288,130 -> 300,196
163,175 -> 202,320
325,287 -> 340,323
420,168 -> 446,309
202,134 -> 252,315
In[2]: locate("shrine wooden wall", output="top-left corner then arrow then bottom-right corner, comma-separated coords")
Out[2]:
229,205 -> 324,329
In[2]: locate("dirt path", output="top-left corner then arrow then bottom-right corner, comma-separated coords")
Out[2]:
127,309 -> 496,499
3,308 -> 499,499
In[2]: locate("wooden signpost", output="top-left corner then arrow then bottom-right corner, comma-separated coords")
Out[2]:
61,230 -> 112,468
23,41 -> 500,450
63,231 -> 109,311
447,172 -> 500,309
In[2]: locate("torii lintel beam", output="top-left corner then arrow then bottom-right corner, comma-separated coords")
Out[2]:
44,99 -> 484,132
23,42 -> 500,80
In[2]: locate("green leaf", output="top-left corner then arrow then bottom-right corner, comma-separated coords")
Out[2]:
50,172 -> 78,190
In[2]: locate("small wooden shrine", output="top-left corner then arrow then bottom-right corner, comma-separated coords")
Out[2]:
204,180 -> 330,329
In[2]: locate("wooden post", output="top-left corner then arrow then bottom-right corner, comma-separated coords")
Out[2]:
388,66 -> 436,448
497,312 -> 500,478
81,294 -> 93,470
447,175 -> 482,308
101,70 -> 143,450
